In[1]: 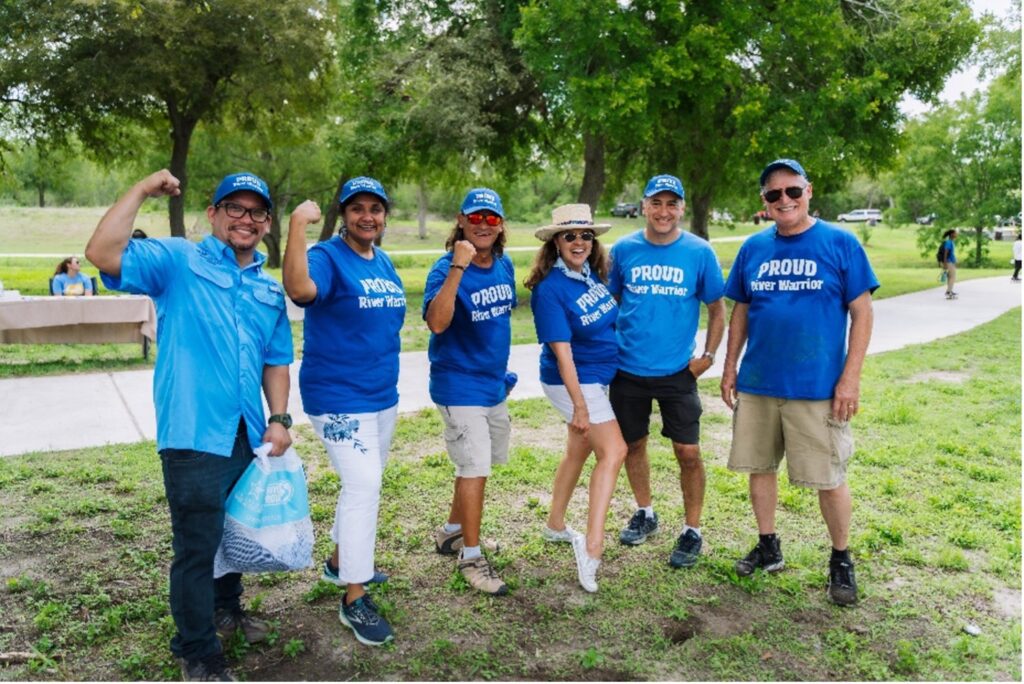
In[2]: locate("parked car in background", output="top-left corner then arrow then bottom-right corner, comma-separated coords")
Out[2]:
916,213 -> 937,225
837,208 -> 883,223
611,202 -> 640,218
994,225 -> 1019,241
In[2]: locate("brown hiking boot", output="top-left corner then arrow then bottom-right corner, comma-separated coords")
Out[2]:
433,525 -> 501,556
214,608 -> 270,644
457,554 -> 509,595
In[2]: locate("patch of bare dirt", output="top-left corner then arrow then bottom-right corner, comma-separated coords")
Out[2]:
992,586 -> 1021,620
909,370 -> 971,383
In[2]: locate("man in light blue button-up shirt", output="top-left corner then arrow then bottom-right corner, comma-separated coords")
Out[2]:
86,169 -> 293,680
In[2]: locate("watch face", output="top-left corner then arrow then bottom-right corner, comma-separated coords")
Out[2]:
272,414 -> 292,429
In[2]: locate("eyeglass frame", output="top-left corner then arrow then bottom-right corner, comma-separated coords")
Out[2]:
216,201 -> 272,223
558,230 -> 596,243
761,186 -> 808,203
465,213 -> 503,226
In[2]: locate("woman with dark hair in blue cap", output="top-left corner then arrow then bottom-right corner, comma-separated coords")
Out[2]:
424,188 -> 517,596
282,177 -> 406,646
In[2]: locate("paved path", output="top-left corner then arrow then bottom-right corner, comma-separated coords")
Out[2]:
1,277 -> 1019,458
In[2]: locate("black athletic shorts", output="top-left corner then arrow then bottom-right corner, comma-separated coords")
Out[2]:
609,367 -> 702,445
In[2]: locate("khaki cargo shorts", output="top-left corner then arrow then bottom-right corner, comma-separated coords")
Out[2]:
436,403 -> 511,478
727,392 -> 853,490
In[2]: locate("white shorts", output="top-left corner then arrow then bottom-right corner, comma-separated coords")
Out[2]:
541,382 -> 617,425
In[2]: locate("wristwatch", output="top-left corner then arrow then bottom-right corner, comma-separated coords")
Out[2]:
701,351 -> 716,364
268,413 -> 293,429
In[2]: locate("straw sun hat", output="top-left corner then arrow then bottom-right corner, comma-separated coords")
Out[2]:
534,204 -> 612,242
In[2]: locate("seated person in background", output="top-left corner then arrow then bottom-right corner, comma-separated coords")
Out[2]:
52,256 -> 94,296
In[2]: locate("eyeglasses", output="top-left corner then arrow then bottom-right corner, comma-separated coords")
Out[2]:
559,231 -> 595,243
218,201 -> 271,223
466,213 -> 502,226
762,186 -> 806,203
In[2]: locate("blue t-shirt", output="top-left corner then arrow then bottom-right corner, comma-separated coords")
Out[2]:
423,252 -> 516,406
101,236 -> 294,456
608,230 -> 725,376
298,237 -> 405,415
723,221 -> 880,400
53,273 -> 93,296
943,238 -> 957,264
531,260 -> 618,385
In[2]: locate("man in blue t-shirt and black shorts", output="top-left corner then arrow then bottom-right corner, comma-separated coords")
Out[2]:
608,174 -> 726,569
720,159 -> 878,607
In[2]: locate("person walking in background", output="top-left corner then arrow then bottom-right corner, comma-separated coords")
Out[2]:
607,173 -> 725,570
424,188 -> 516,596
282,177 -> 405,647
52,256 -> 94,296
720,158 -> 878,607
85,170 -> 293,680
940,229 -> 958,299
525,204 -> 626,593
1012,232 -> 1021,281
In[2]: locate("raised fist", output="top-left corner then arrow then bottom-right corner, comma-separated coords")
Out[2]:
139,170 -> 181,198
452,239 -> 477,268
291,199 -> 322,225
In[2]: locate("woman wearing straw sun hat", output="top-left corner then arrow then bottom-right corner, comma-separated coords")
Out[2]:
524,204 -> 627,593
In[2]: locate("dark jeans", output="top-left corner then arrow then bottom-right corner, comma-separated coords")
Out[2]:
160,421 -> 253,661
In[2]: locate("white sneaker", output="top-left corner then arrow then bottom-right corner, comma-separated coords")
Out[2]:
571,532 -> 600,593
542,525 -> 578,543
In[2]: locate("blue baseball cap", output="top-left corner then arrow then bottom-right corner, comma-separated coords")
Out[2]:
213,172 -> 272,209
339,176 -> 389,206
760,158 -> 808,187
643,174 -> 685,200
460,188 -> 505,218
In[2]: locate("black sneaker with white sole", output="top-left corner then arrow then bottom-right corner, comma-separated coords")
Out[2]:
735,536 -> 785,576
827,558 -> 858,606
619,510 -> 659,546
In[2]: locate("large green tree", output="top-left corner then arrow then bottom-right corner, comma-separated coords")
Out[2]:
517,0 -> 978,238
0,0 -> 335,236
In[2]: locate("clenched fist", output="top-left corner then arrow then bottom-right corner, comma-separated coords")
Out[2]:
291,199 -> 322,225
139,170 -> 181,198
452,239 -> 477,268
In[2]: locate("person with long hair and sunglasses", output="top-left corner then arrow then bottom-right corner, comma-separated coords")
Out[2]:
52,256 -> 94,296
607,173 -> 726,571
720,158 -> 878,607
524,204 -> 626,593
424,188 -> 516,596
282,177 -> 405,647
85,171 -> 293,681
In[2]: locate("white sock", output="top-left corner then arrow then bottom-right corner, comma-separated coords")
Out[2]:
443,522 -> 462,534
460,545 -> 481,560
683,524 -> 702,538
639,505 -> 655,518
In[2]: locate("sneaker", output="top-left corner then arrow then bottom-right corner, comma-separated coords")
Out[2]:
321,559 -> 389,588
434,525 -> 501,556
945,291 -> 958,300
180,653 -> 235,682
338,593 -> 395,646
735,537 -> 785,576
570,533 -> 600,593
542,525 -> 578,543
458,554 -> 509,595
668,529 -> 703,568
619,510 -> 659,546
827,558 -> 859,606
213,608 -> 269,644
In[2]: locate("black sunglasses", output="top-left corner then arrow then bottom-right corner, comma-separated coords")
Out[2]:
559,231 -> 595,243
762,186 -> 806,203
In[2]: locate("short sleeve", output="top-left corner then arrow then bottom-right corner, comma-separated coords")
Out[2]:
264,306 -> 295,366
724,243 -> 751,303
842,236 -> 880,304
607,245 -> 623,296
100,238 -> 180,297
421,258 -> 450,318
303,244 -> 335,308
531,280 -> 572,344
699,245 -> 725,304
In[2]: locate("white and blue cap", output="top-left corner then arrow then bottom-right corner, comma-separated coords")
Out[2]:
339,176 -> 389,206
213,172 -> 272,209
643,174 -> 685,200
759,158 -> 808,187
460,187 -> 505,218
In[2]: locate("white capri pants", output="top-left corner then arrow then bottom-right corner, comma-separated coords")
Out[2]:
309,404 -> 397,585
541,382 -> 617,424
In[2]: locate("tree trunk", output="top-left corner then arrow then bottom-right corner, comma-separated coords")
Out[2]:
263,212 -> 282,268
576,132 -> 606,214
972,226 -> 983,267
167,119 -> 197,238
689,192 -> 711,241
37,185 -> 45,208
320,173 -> 348,242
417,181 -> 428,239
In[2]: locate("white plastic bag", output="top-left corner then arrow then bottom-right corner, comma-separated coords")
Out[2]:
214,444 -> 315,578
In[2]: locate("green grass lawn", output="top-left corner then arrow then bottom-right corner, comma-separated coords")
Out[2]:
0,208 -> 1017,379
0,309 -> 1019,680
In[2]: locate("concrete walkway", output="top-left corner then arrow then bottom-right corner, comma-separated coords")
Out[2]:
1,277 -> 1019,458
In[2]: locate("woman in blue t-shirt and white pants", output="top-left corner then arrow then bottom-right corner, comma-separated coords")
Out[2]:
424,188 -> 517,596
525,204 -> 627,593
282,177 -> 405,647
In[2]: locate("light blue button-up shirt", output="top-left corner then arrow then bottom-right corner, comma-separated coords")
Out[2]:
101,235 -> 293,457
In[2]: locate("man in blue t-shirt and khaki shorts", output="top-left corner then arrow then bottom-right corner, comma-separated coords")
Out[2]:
608,174 -> 726,569
720,159 -> 879,607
